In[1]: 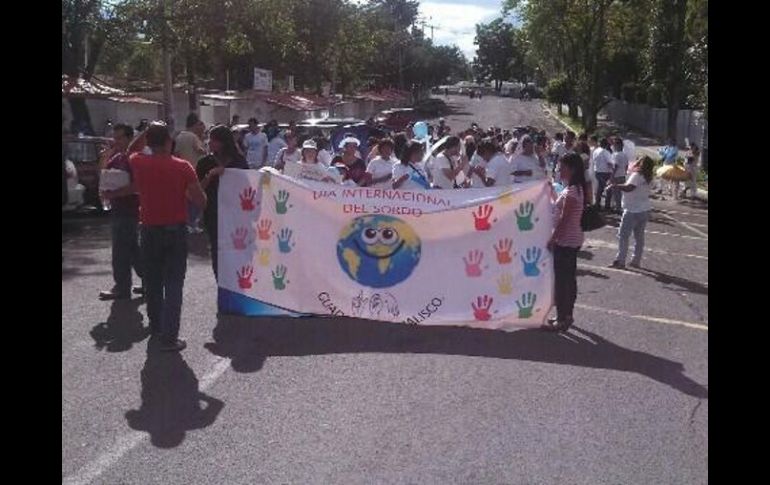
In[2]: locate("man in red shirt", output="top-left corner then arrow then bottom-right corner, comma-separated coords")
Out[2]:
111,122 -> 206,351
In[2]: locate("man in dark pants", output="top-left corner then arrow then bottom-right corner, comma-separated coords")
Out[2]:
99,124 -> 145,300
123,123 -> 206,351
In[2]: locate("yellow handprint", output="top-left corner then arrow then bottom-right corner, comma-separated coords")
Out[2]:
499,192 -> 514,205
260,171 -> 272,189
497,273 -> 513,295
258,248 -> 270,267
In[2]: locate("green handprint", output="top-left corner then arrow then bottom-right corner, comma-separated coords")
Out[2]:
274,189 -> 290,214
516,291 -> 537,318
515,201 -> 535,231
272,264 -> 288,290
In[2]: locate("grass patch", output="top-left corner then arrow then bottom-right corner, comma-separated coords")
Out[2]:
547,104 -> 585,133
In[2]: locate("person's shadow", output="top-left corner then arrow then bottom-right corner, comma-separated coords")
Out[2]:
89,299 -> 150,352
205,314 -> 708,399
125,345 -> 224,448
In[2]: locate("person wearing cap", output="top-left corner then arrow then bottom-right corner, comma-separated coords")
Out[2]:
122,122 -> 207,352
196,125 -> 249,278
291,139 -> 340,184
332,136 -> 370,186
510,135 -> 546,183
366,138 -> 398,189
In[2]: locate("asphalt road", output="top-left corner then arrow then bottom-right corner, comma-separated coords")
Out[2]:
62,95 -> 708,485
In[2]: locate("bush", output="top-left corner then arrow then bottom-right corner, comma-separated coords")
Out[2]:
545,76 -> 571,105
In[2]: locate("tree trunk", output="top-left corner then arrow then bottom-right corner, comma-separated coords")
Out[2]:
186,53 -> 198,113
68,97 -> 94,135
557,104 -> 563,115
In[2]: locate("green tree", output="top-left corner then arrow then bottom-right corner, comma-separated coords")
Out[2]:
473,18 -> 516,91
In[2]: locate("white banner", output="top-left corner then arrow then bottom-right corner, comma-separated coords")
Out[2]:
218,169 -> 554,330
253,67 -> 272,91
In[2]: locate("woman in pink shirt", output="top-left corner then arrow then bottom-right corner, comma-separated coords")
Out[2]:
543,153 -> 586,332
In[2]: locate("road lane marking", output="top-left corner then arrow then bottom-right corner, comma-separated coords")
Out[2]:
655,209 -> 708,218
583,238 -> 707,260
654,211 -> 709,239
63,356 -> 232,485
575,304 -> 708,331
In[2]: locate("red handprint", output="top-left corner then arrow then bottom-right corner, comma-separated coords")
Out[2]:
257,219 -> 272,240
240,187 -> 257,211
237,265 -> 254,289
471,295 -> 493,321
494,238 -> 513,264
231,227 -> 250,250
463,249 -> 484,277
473,204 -> 494,231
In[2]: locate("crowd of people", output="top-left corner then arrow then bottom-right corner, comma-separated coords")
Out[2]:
94,109 -> 692,348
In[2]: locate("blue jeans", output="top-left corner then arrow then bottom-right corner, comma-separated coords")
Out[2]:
608,176 -> 626,211
111,214 -> 144,294
141,224 -> 188,344
615,210 -> 649,265
595,172 -> 612,208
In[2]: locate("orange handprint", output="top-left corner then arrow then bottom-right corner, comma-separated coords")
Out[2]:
257,219 -> 272,240
494,238 -> 513,264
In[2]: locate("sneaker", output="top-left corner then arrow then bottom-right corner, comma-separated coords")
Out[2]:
608,261 -> 625,269
160,339 -> 187,352
629,261 -> 641,269
132,286 -> 145,295
99,290 -> 130,301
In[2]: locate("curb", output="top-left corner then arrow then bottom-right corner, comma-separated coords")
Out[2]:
541,104 -> 708,201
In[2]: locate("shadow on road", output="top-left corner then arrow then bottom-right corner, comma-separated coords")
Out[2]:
89,299 -> 150,352
125,346 -> 224,448
630,268 -> 708,295
205,314 -> 708,398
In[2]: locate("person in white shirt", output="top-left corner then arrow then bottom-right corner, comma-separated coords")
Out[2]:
607,137 -> 630,213
313,136 -> 333,167
244,118 -> 268,168
431,136 -> 469,189
287,139 -> 340,184
273,131 -> 302,171
510,135 -> 546,183
550,132 -> 567,173
174,113 -> 208,233
366,138 -> 397,188
591,137 -> 614,209
468,139 -> 512,187
392,141 -> 430,190
266,126 -> 287,167
607,156 -> 654,269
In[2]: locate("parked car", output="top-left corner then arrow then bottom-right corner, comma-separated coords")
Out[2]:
412,98 -> 448,117
375,108 -> 419,132
62,135 -> 112,208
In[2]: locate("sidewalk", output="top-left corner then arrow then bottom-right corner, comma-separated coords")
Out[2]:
542,104 -> 708,201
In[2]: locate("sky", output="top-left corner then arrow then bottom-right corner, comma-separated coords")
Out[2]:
418,0 -> 511,61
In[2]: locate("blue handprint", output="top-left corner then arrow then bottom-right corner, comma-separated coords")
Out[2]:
277,227 -> 293,253
521,246 -> 543,277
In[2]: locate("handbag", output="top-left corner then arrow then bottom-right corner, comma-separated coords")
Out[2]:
581,204 -> 606,231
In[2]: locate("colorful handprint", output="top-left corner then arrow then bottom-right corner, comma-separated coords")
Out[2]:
494,238 -> 513,265
515,201 -> 535,231
258,248 -> 270,267
521,246 -> 543,277
473,204 -> 493,231
463,249 -> 484,277
516,292 -> 537,318
240,187 -> 257,211
277,227 -> 294,253
274,189 -> 290,214
272,264 -> 288,290
237,265 -> 254,289
471,295 -> 493,321
497,273 -> 513,295
231,227 -> 251,250
257,219 -> 272,240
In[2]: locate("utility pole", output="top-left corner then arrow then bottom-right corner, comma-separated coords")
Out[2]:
161,0 -> 175,132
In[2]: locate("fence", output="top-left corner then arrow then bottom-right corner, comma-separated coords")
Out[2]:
602,100 -> 707,149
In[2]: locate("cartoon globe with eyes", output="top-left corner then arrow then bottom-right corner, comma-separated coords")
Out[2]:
336,215 -> 421,288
